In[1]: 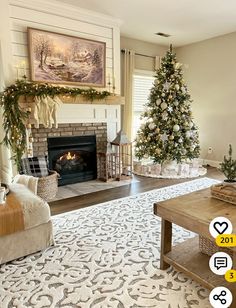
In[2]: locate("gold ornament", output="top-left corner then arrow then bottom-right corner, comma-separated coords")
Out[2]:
27,149 -> 33,156
26,123 -> 31,129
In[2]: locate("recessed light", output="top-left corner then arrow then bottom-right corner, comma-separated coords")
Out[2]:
155,32 -> 171,38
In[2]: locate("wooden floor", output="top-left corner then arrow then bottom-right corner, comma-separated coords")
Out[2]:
49,166 -> 223,216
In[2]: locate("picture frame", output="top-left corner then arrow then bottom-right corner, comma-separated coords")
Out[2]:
28,27 -> 106,87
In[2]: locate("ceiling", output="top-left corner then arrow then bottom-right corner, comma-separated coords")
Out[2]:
56,0 -> 236,47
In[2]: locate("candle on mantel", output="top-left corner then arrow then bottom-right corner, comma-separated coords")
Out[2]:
20,60 -> 26,78
107,74 -> 111,92
112,75 -> 116,94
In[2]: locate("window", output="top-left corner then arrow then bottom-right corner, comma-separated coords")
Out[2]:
132,72 -> 155,140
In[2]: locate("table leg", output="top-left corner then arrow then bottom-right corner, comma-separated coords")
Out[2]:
160,218 -> 172,270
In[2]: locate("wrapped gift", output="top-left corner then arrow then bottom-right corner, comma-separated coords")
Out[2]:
162,161 -> 178,176
150,164 -> 161,176
178,163 -> 190,177
141,165 -> 149,175
189,166 -> 199,177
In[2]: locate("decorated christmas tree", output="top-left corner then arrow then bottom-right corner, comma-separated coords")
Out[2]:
135,46 -> 200,164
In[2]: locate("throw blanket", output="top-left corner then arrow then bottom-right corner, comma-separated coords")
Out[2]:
13,174 -> 39,195
0,193 -> 25,236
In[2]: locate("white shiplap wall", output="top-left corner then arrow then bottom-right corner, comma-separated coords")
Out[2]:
8,0 -> 121,93
4,0 -> 122,141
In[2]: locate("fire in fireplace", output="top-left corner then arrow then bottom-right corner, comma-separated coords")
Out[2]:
48,135 -> 97,186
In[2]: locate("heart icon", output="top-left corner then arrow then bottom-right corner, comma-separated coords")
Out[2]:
213,222 -> 229,235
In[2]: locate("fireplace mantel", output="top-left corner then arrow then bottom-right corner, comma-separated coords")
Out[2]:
19,95 -> 125,106
60,95 -> 125,105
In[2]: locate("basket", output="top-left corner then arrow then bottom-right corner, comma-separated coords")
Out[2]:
37,170 -> 58,202
199,235 -> 233,258
211,183 -> 236,205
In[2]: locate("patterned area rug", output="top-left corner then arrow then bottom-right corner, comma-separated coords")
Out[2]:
0,177 -> 219,308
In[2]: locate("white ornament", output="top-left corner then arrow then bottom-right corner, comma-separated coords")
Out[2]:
161,93 -> 165,97
161,133 -> 168,142
186,131 -> 191,138
173,124 -> 180,132
173,100 -> 179,106
179,137 -> 183,143
148,123 -> 156,130
156,99 -> 161,106
175,62 -> 182,69
175,84 -> 180,90
163,82 -> 170,90
161,102 -> 168,110
162,111 -> 168,120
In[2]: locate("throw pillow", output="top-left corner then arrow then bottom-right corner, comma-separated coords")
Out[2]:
21,156 -> 49,177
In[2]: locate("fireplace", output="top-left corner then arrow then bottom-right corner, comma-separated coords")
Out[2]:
48,135 -> 97,186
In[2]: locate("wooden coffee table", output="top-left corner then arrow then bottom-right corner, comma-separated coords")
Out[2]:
154,188 -> 236,300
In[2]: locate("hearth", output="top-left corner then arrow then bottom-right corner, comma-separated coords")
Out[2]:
48,135 -> 97,186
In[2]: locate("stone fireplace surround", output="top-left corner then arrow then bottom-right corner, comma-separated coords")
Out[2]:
31,123 -> 107,179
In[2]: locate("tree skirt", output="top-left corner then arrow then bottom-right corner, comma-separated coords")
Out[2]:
0,177 -> 219,308
133,159 -> 207,179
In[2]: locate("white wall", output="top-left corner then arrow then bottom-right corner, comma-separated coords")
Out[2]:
121,36 -> 168,71
176,32 -> 236,164
57,104 -> 121,141
3,0 -> 121,93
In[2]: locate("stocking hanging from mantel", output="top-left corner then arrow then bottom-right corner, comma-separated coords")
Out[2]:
33,95 -> 62,128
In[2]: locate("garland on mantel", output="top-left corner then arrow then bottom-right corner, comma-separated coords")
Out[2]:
0,80 -> 110,170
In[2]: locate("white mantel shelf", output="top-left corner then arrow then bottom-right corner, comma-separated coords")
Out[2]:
20,95 -> 125,106
61,95 -> 125,105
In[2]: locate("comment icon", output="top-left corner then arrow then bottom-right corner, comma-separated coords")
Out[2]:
209,252 -> 232,275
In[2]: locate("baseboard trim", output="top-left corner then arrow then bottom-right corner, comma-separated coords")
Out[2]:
203,159 -> 221,168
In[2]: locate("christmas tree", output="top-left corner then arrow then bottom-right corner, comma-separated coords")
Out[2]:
135,46 -> 200,164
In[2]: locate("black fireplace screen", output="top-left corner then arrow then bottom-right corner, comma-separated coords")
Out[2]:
48,135 -> 97,186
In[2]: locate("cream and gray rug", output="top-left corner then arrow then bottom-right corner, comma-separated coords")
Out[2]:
0,177 -> 219,308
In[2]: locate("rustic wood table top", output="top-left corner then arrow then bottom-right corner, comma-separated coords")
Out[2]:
154,188 -> 236,249
154,187 -> 236,298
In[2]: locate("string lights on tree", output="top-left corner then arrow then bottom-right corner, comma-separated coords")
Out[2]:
135,45 -> 200,165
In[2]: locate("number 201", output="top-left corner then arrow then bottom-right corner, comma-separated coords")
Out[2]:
220,237 -> 233,244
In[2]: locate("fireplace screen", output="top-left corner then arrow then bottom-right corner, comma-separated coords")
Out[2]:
48,135 -> 97,186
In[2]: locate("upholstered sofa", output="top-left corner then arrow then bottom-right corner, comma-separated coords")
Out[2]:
0,183 -> 54,264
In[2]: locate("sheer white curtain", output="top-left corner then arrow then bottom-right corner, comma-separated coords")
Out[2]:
0,41 -> 13,184
122,49 -> 135,140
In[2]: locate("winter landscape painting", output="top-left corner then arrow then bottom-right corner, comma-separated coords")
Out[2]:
28,28 -> 106,87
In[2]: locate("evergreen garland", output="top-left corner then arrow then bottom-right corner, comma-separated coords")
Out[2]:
0,80 -> 110,169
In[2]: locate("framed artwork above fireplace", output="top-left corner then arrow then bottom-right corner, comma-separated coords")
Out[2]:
28,27 -> 106,87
